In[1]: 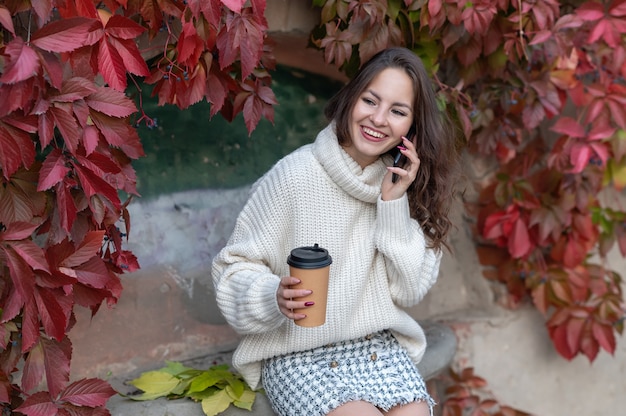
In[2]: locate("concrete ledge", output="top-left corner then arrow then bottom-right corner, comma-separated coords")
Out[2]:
108,322 -> 457,416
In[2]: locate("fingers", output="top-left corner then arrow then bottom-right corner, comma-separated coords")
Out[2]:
392,136 -> 420,182
277,276 -> 314,320
401,136 -> 420,175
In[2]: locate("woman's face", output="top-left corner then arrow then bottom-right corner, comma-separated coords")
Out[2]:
345,67 -> 415,168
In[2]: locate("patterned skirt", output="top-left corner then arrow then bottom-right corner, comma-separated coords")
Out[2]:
262,330 -> 435,416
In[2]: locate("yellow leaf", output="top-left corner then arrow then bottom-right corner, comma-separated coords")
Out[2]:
233,390 -> 256,411
201,389 -> 233,416
610,159 -> 626,189
127,371 -> 180,400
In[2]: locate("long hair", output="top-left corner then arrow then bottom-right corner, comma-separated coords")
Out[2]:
324,47 -> 460,251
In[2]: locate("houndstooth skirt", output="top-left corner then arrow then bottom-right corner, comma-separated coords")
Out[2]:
261,330 -> 435,416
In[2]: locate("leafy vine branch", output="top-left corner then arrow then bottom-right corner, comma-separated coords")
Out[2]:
0,0 -> 625,415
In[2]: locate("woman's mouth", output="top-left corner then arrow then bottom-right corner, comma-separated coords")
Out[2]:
361,126 -> 387,141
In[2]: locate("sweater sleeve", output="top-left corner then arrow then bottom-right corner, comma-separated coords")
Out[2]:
211,169 -> 293,335
374,194 -> 442,307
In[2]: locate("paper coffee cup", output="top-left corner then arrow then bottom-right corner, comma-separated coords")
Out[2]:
287,244 -> 332,327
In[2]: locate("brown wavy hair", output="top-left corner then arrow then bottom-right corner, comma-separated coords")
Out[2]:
324,47 -> 460,251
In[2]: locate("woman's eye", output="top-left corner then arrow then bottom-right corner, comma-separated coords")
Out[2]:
362,97 -> 376,106
392,109 -> 407,117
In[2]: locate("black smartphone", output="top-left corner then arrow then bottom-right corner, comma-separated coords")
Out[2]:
391,127 -> 415,183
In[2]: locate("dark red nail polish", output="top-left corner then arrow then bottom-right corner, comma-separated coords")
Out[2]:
304,301 -> 315,306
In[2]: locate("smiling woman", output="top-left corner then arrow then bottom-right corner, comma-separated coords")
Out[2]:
131,65 -> 344,198
344,67 -> 415,169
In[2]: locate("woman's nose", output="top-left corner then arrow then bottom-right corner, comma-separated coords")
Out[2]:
370,108 -> 388,126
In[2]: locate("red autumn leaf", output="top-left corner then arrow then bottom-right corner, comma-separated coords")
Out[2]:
60,230 -> 105,268
112,250 -> 140,273
178,21 -> 205,67
50,105 -> 82,154
551,116 -> 585,137
59,378 -> 116,407
0,121 -> 36,180
204,65 -> 232,116
103,14 -> 146,39
73,165 -> 122,209
55,0 -> 98,18
22,341 -> 45,393
83,125 -> 100,155
577,0 -> 626,47
221,0 -> 247,13
592,320 -> 617,354
529,206 -> 566,245
0,221 -> 39,241
580,331 -> 600,361
30,0 -> 53,27
22,299 -> 43,354
2,246 -> 35,303
37,111 -> 55,148
566,315 -> 585,353
35,287 -> 70,342
0,5 -> 15,35
84,111 -> 123,147
188,0 -> 222,27
62,256 -> 111,289
31,17 -> 102,53
78,153 -> 122,177
0,38 -> 41,84
51,77 -> 97,103
86,87 -> 137,118
461,1 -> 497,36
9,240 -> 50,273
106,36 -> 150,77
234,79 -> 277,133
41,336 -> 72,398
178,64 -> 208,108
38,149 -> 70,191
217,9 -> 265,79
548,319 -> 576,360
96,38 -> 128,91
14,391 -> 57,416
55,182 -> 78,233
73,283 -> 112,309
456,36 -> 482,67
0,182 -> 37,225
563,235 -> 588,267
318,22 -> 354,67
585,82 -> 626,129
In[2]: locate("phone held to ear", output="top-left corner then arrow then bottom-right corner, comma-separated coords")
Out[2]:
391,127 -> 415,183
391,151 -> 405,183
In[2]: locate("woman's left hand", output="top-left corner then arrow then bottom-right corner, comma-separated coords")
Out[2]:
382,136 -> 420,201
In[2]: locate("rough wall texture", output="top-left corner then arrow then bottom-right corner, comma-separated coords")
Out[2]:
70,2 -> 626,415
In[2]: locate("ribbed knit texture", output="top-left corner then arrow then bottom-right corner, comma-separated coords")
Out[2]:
211,124 -> 442,390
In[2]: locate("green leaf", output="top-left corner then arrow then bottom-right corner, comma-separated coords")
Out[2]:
127,371 -> 180,400
188,386 -> 220,401
188,369 -> 230,393
387,0 -> 403,20
201,389 -> 233,416
225,379 -> 245,399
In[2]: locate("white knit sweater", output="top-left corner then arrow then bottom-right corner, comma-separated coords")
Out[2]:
211,124 -> 442,390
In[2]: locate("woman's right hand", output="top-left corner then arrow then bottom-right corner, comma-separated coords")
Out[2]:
276,276 -> 313,321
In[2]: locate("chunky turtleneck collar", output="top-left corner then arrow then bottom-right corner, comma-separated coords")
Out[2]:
311,124 -> 390,204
